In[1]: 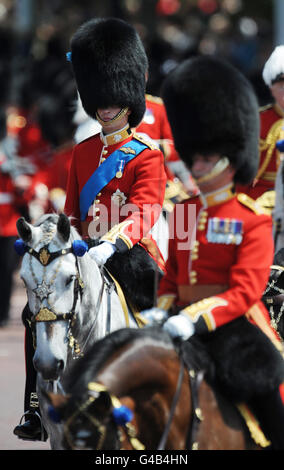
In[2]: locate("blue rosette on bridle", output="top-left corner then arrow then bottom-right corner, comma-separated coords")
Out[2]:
276,139 -> 284,152
14,239 -> 28,255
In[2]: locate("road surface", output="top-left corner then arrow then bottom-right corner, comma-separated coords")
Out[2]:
0,269 -> 49,450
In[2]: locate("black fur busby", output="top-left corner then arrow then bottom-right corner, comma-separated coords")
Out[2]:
161,56 -> 260,184
200,316 -> 284,402
70,17 -> 148,128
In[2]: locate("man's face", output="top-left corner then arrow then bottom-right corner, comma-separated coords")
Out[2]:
191,154 -> 235,192
271,80 -> 284,110
97,107 -> 123,122
96,106 -> 131,134
191,154 -> 220,181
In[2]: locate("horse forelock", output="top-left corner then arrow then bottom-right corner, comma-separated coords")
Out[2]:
32,214 -> 81,247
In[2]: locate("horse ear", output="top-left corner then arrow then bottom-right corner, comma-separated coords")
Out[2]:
57,213 -> 70,242
16,217 -> 32,243
90,391 -> 112,412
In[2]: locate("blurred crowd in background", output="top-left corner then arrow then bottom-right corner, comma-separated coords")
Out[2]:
0,0 -> 276,326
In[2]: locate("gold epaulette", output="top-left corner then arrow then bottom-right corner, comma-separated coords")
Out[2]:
259,103 -> 273,113
145,93 -> 164,105
237,193 -> 266,215
163,179 -> 190,213
101,220 -> 133,249
255,190 -> 275,215
133,132 -> 159,150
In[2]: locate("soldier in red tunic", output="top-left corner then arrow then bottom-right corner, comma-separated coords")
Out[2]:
142,56 -> 284,449
64,18 -> 166,277
14,17 -> 167,441
236,46 -> 284,203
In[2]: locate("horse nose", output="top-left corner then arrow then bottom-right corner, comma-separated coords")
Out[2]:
33,355 -> 65,381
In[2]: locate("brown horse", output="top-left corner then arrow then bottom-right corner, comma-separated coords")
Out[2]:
45,327 -> 268,450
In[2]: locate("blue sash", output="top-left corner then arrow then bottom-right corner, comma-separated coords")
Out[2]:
79,139 -> 148,221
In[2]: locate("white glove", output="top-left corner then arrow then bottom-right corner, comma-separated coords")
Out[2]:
89,242 -> 116,266
140,307 -> 168,324
163,312 -> 195,340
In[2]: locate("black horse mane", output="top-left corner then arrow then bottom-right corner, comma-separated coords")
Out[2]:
64,327 -> 175,395
274,248 -> 284,267
64,326 -> 214,397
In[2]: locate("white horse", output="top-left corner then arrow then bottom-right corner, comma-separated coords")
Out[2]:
16,213 -> 138,449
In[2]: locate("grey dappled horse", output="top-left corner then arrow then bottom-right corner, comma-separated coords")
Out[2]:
16,213 -> 138,449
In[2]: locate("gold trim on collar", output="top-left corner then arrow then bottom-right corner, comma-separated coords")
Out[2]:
201,184 -> 235,207
100,124 -> 132,146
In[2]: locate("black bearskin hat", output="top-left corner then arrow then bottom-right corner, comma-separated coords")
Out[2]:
70,17 -> 148,128
161,56 -> 260,184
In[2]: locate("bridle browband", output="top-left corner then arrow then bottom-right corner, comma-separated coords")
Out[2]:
27,244 -> 74,266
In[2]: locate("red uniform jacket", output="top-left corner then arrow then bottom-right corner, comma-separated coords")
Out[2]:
30,144 -> 74,213
136,94 -> 198,207
136,94 -> 179,164
64,129 -> 167,257
236,103 -> 284,200
0,171 -> 25,236
158,185 -> 280,347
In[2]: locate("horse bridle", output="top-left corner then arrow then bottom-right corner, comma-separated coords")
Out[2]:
263,265 -> 284,332
62,354 -> 204,451
25,241 -> 87,358
63,382 -> 145,451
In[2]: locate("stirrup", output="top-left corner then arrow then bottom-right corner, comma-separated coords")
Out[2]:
18,410 -> 47,442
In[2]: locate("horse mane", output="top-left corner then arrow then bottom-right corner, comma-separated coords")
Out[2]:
64,326 -> 214,398
64,327 -> 174,395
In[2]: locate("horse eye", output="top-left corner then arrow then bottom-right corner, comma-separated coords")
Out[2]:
65,275 -> 75,287
20,276 -> 27,287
